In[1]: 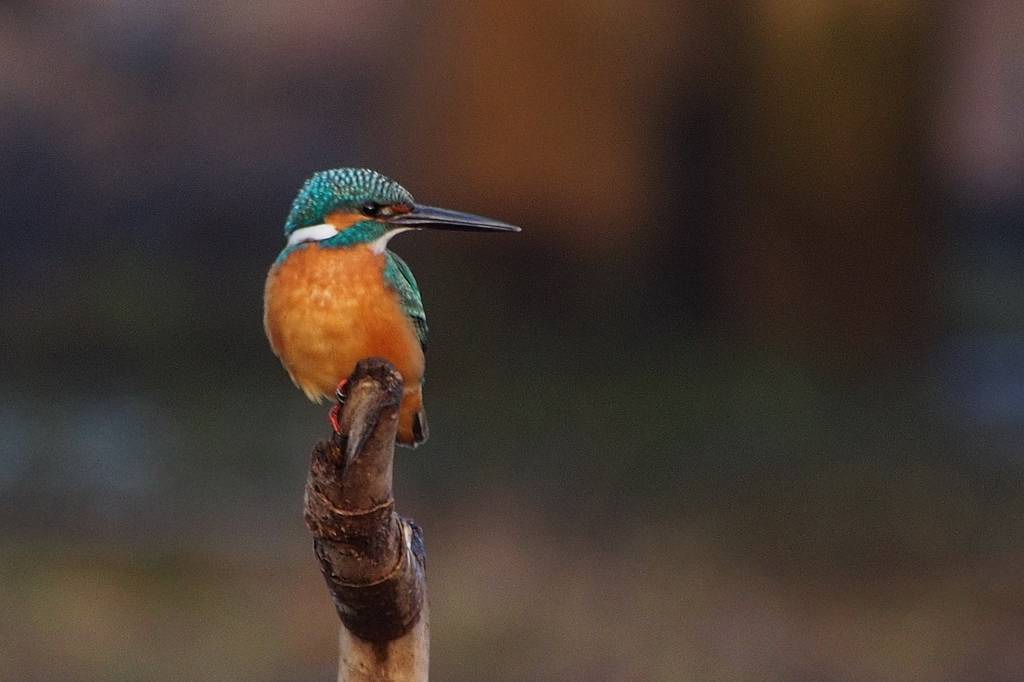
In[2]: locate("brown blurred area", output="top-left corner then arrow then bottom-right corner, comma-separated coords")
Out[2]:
2,2 -> 1023,680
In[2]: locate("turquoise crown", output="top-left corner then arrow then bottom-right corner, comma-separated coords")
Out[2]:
284,168 -> 415,234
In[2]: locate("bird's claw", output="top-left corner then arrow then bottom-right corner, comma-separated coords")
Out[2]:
329,379 -> 349,434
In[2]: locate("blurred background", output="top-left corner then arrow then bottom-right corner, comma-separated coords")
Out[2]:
2,2 -> 1023,680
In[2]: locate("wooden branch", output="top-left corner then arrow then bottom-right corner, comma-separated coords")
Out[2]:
304,358 -> 429,682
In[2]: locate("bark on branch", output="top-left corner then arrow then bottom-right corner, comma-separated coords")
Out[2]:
304,358 -> 429,682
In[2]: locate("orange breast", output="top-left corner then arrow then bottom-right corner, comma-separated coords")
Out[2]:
263,243 -> 425,402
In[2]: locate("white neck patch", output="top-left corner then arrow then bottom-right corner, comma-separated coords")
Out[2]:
286,223 -> 338,246
369,228 -> 413,254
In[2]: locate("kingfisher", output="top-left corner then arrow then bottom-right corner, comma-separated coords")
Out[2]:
264,168 -> 520,447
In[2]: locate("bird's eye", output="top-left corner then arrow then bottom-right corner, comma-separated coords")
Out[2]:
360,202 -> 382,217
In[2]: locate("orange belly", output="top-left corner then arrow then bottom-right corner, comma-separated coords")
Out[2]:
264,243 -> 426,443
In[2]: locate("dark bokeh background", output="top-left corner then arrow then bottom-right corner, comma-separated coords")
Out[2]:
2,2 -> 1023,680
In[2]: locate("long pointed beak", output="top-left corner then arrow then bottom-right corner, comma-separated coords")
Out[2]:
388,205 -> 521,232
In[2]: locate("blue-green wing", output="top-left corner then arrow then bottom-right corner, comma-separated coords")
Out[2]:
384,250 -> 428,350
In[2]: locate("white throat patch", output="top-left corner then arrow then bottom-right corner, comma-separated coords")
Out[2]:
286,223 -> 339,246
369,228 -> 413,254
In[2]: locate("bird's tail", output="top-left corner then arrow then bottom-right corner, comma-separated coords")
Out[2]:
398,385 -> 428,447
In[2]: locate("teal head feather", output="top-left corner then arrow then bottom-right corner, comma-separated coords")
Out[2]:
279,167 -> 520,257
284,168 -> 414,235
280,168 -> 416,251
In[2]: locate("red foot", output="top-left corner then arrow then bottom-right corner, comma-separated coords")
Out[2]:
328,379 -> 349,434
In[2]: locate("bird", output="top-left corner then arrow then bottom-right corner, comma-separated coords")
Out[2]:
264,168 -> 520,447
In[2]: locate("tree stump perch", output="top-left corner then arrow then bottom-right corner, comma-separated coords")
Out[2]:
304,358 -> 429,682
